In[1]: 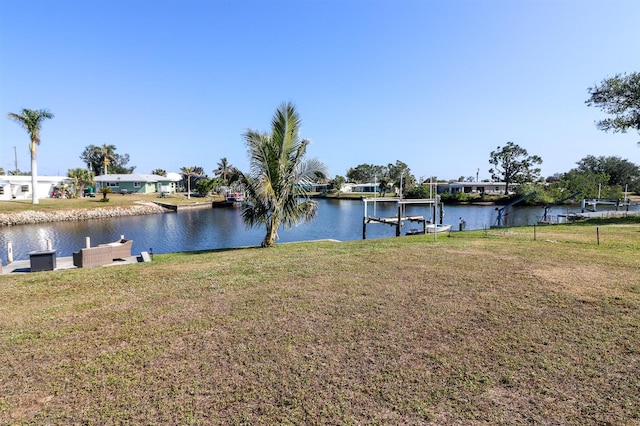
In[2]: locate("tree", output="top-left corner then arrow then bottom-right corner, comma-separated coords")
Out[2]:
194,177 -> 217,197
67,168 -> 95,198
180,166 -> 205,199
213,157 -> 236,186
560,170 -> 619,199
236,102 -> 328,247
488,142 -> 542,194
346,164 -> 384,183
6,108 -> 54,204
80,144 -> 135,175
387,160 -> 415,195
405,184 -> 431,199
151,169 -> 167,176
574,155 -> 640,192
97,144 -> 115,175
180,166 -> 195,199
586,72 -> 640,145
377,177 -> 391,196
328,175 -> 346,192
108,153 -> 135,174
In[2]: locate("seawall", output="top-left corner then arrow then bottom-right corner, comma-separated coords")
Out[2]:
0,203 -> 169,226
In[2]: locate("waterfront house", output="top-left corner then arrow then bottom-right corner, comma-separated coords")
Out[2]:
94,174 -> 181,195
340,183 -> 381,194
428,181 -> 517,195
0,175 -> 71,201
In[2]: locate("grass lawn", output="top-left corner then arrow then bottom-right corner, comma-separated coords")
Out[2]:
0,193 -> 222,213
0,222 -> 639,424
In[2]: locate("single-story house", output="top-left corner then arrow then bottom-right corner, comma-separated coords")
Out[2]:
426,181 -> 517,195
340,183 -> 381,194
94,173 -> 182,194
0,175 -> 72,201
295,183 -> 329,193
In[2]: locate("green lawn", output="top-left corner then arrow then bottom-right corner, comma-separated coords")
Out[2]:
0,222 -> 639,424
0,193 -> 223,213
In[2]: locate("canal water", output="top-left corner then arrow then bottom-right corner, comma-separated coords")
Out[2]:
1,199 -> 636,263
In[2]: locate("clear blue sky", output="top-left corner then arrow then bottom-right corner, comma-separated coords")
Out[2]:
1,0 -> 638,182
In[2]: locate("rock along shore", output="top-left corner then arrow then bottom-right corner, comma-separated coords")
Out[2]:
0,202 -> 168,226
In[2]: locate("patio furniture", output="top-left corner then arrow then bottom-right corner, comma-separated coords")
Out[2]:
73,239 -> 133,268
98,239 -> 133,259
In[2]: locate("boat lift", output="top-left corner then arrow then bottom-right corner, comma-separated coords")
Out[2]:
580,197 -> 629,213
493,192 -> 536,228
362,197 -> 438,239
539,192 -> 581,223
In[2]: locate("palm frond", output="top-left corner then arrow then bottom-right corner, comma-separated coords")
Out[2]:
7,108 -> 54,145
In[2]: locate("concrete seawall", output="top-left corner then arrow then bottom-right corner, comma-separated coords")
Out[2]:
152,201 -> 215,211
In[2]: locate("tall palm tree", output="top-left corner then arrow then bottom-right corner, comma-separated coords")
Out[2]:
180,166 -> 196,199
7,108 -> 54,204
213,157 -> 235,186
95,144 -> 116,175
237,102 -> 327,247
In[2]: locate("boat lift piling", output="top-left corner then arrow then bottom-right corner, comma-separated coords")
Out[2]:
362,197 -> 438,240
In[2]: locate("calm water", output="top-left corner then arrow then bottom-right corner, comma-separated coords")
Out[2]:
1,199 -> 636,263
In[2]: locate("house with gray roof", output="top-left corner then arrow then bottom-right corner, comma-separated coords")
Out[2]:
94,174 -> 181,195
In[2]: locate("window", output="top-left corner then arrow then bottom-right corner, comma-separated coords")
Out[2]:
133,182 -> 141,188
106,182 -> 119,187
0,186 -> 4,195
21,185 -> 29,192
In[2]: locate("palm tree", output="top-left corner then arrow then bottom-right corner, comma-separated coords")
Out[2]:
67,168 -> 95,197
237,102 -> 327,247
7,108 -> 54,204
180,166 -> 196,199
95,144 -> 116,175
213,157 -> 235,186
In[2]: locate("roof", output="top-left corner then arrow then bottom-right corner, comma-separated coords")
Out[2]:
165,172 -> 182,182
94,174 -> 174,183
0,175 -> 71,184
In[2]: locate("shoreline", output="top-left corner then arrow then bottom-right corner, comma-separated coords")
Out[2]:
2,194 -> 638,227
0,202 -> 170,226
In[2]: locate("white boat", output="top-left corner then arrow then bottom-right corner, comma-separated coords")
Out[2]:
425,224 -> 451,234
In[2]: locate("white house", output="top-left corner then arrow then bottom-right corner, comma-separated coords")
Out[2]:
340,183 -> 381,194
0,175 -> 72,201
428,181 -> 517,195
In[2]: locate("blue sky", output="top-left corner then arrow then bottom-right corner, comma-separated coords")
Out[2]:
1,0 -> 638,182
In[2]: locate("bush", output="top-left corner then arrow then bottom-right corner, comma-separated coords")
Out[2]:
405,185 -> 431,199
439,192 -> 481,203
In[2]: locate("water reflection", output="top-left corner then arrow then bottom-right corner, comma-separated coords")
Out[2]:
1,199 -> 636,263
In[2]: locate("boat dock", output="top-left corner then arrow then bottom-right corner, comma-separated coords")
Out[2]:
362,197 -> 439,239
570,210 -> 638,220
